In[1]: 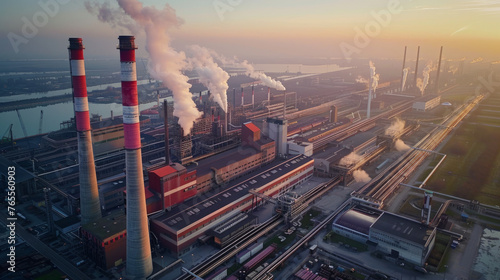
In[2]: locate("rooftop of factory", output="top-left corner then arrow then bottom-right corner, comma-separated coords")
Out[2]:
415,94 -> 440,103
190,145 -> 264,176
154,154 -> 312,231
371,211 -> 435,246
0,155 -> 35,183
334,207 -> 382,235
81,211 -> 126,241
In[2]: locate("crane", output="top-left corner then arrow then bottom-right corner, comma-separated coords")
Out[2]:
16,109 -> 28,138
38,110 -> 44,134
1,124 -> 13,145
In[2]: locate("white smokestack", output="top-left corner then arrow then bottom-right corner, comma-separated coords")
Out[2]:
353,169 -> 371,183
86,0 -> 202,136
187,45 -> 229,112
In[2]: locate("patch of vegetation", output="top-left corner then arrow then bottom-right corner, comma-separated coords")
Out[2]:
300,209 -> 322,229
427,232 -> 451,270
425,119 -> 500,205
264,231 -> 296,250
35,269 -> 65,280
227,262 -> 241,276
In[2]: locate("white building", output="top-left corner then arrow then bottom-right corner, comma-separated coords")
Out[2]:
412,95 -> 441,111
288,141 -> 313,156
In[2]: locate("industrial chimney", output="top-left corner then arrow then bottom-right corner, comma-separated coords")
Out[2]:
414,46 -> 420,89
252,84 -> 255,109
118,35 -> 153,279
68,38 -> 102,225
164,100 -> 171,165
400,46 -> 407,92
267,87 -> 271,105
241,87 -> 244,106
435,46 -> 443,94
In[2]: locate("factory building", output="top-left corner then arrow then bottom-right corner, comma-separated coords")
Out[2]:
332,207 -> 436,266
412,95 -> 441,111
81,213 -> 127,270
191,122 -> 275,193
151,154 -> 314,254
266,118 -> 288,157
148,163 -> 197,210
287,141 -> 313,156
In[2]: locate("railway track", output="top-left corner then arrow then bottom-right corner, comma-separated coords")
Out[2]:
355,95 -> 484,205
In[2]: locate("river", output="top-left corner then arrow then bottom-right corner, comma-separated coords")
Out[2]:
0,63 -> 339,139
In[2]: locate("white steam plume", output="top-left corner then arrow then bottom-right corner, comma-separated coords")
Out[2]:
240,60 -> 286,91
86,0 -> 202,135
394,139 -> 410,152
385,118 -> 405,137
353,169 -> 371,183
211,53 -> 285,91
187,45 -> 229,112
356,75 -> 368,84
369,61 -> 380,92
401,67 -> 409,91
418,62 -> 433,95
339,152 -> 363,167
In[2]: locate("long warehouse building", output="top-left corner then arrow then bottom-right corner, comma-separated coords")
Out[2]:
151,154 -> 314,254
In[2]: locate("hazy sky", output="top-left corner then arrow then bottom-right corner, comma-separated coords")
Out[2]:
1,0 -> 499,62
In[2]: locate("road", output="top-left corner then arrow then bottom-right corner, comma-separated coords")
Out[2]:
0,211 -> 91,280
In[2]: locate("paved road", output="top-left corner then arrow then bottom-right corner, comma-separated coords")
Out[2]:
0,211 -> 91,280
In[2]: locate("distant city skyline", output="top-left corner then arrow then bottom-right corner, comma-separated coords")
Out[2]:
1,0 -> 499,62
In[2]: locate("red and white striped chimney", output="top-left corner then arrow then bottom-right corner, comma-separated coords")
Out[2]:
68,38 -> 101,225
118,35 -> 153,279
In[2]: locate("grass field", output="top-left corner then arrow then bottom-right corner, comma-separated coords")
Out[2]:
424,102 -> 500,205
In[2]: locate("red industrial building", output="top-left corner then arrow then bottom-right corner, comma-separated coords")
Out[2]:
148,163 -> 197,209
150,153 -> 314,254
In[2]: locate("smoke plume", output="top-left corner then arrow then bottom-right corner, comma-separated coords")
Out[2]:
369,61 -> 380,92
356,75 -> 368,84
211,53 -> 285,91
418,62 -> 433,95
240,60 -> 286,91
394,139 -> 410,151
339,152 -> 362,167
401,67 -> 409,91
353,169 -> 371,183
385,118 -> 405,137
187,45 -> 229,112
86,0 -> 202,135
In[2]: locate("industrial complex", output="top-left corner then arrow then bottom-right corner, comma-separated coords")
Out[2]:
1,32 -> 499,280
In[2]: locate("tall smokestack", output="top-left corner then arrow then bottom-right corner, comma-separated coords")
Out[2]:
163,100 -> 170,165
233,88 -> 236,109
435,46 -> 443,94
414,46 -> 420,89
252,84 -> 255,108
68,38 -> 101,225
367,76 -> 372,119
267,87 -> 271,105
118,35 -> 153,279
241,87 -> 244,106
283,91 -> 286,119
401,46 -> 407,92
